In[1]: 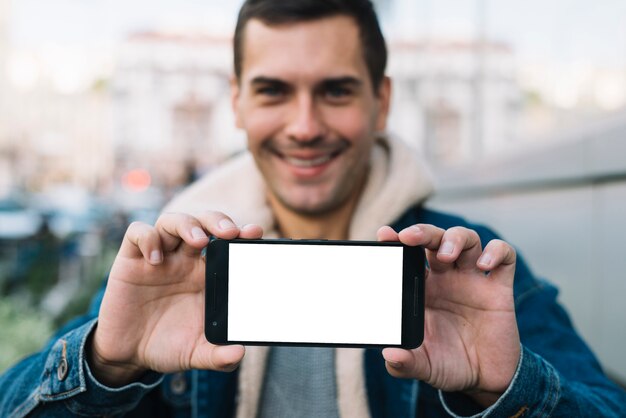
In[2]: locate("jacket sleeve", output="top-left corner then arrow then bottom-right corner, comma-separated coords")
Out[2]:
438,225 -> 626,417
0,282 -> 163,418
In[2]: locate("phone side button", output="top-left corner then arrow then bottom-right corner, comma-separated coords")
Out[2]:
414,276 -> 419,317
212,273 -> 217,313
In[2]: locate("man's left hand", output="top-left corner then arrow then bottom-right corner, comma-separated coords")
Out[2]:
378,224 -> 520,407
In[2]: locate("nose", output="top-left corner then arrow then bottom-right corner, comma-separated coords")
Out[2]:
285,94 -> 325,143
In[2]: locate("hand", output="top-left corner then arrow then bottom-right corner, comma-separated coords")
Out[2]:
89,211 -> 263,387
378,224 -> 520,407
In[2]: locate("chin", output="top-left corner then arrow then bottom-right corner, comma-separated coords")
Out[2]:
277,190 -> 345,217
266,168 -> 361,216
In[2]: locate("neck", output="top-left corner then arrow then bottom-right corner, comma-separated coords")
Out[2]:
269,176 -> 367,241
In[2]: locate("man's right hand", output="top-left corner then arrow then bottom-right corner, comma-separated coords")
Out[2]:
89,211 -> 263,387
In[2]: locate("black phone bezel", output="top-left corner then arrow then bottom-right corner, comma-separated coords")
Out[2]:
205,238 -> 424,349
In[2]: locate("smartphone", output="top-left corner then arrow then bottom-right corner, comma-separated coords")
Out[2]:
204,238 -> 425,349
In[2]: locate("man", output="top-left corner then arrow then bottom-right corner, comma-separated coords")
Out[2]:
1,0 -> 624,416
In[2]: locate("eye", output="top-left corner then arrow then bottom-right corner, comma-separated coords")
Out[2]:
323,84 -> 354,103
256,84 -> 286,97
327,86 -> 350,97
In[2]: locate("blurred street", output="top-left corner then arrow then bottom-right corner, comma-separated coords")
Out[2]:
0,185 -> 159,371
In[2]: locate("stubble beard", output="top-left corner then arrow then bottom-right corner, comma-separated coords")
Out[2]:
257,135 -> 371,217
268,159 -> 370,218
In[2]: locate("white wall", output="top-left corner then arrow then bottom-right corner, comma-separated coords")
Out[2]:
427,115 -> 626,382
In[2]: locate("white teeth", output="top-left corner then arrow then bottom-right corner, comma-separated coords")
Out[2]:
284,154 -> 332,167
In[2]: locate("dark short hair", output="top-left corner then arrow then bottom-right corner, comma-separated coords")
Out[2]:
233,0 -> 387,91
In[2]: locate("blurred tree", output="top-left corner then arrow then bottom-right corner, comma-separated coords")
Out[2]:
0,297 -> 53,373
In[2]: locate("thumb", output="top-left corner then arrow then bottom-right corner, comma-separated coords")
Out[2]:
193,343 -> 245,372
382,347 -> 430,380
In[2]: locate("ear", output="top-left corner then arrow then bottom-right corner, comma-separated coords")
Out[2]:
230,75 -> 243,129
374,76 -> 391,132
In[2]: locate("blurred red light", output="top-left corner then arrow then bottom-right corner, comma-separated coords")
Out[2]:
122,169 -> 152,192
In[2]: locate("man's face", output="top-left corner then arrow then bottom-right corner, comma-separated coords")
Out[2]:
232,15 -> 390,215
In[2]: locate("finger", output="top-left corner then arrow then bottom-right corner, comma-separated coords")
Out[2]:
239,224 -> 264,239
208,345 -> 245,372
397,224 -> 447,271
195,211 -> 241,239
119,222 -> 163,265
437,227 -> 483,272
189,340 -> 245,372
377,226 -> 398,241
155,213 -> 211,255
382,347 -> 430,381
477,239 -> 516,285
397,224 -> 445,249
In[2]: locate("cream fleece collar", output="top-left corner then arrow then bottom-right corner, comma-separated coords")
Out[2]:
164,135 -> 433,418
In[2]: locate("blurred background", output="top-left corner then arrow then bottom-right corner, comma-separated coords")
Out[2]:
0,0 -> 625,385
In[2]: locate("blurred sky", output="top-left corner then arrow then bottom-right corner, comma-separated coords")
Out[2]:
392,0 -> 626,67
8,0 -> 242,46
8,0 -> 626,67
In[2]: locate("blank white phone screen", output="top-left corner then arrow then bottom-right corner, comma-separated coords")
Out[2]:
227,243 -> 403,345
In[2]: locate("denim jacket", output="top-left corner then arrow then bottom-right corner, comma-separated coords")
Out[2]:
1,207 -> 625,417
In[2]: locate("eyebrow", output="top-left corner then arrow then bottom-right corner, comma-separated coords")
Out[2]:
249,76 -> 363,88
321,76 -> 362,88
250,76 -> 287,86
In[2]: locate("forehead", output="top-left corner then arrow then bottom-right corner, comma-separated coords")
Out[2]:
239,15 -> 369,83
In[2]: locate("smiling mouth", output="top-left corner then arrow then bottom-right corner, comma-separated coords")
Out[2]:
282,153 -> 336,167
272,146 -> 346,169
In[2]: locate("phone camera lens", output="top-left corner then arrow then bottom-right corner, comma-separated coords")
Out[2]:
212,321 -> 218,327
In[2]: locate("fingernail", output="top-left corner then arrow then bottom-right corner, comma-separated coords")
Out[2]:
219,219 -> 236,230
410,225 -> 422,233
150,250 -> 162,264
439,241 -> 454,255
478,253 -> 492,267
191,227 -> 208,240
387,360 -> 402,368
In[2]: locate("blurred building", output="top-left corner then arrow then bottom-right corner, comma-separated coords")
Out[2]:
0,85 -> 114,195
111,31 -> 245,193
517,65 -> 626,142
0,0 -> 113,197
387,40 -> 521,164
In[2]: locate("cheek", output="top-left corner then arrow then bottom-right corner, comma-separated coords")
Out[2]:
242,106 -> 285,149
323,106 -> 374,145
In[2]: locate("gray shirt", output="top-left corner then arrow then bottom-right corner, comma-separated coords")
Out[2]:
257,347 -> 340,418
